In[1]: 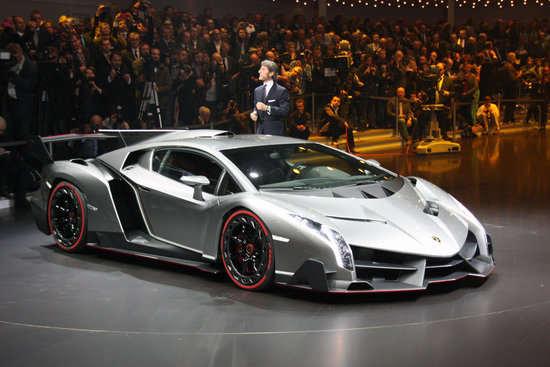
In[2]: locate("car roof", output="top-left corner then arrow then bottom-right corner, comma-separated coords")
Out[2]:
140,131 -> 307,151
96,130 -> 313,172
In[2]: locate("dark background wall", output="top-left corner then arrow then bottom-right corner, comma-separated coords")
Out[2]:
2,0 -> 547,25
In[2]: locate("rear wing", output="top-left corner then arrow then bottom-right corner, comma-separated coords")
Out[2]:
28,129 -> 182,164
28,133 -> 118,165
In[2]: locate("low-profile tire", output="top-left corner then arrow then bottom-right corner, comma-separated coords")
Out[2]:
48,181 -> 87,252
220,210 -> 275,291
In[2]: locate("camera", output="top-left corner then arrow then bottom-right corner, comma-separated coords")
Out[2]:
143,112 -> 157,129
418,68 -> 441,104
142,56 -> 158,81
182,64 -> 192,74
323,56 -> 349,77
0,51 -> 12,61
34,49 -> 56,63
134,0 -> 151,11
0,50 -> 17,70
89,122 -> 99,133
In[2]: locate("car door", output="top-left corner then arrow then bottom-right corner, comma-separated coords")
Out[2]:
121,148 -> 236,252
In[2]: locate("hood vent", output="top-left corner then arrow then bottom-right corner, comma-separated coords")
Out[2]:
361,190 -> 377,199
382,187 -> 395,196
330,177 -> 404,199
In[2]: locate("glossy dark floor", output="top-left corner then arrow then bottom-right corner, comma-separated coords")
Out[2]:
1,132 -> 549,367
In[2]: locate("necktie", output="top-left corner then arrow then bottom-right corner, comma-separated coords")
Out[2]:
262,85 -> 267,102
134,49 -> 139,59
77,51 -> 85,66
33,30 -> 39,47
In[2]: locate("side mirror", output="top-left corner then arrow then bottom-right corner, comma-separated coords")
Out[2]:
180,175 -> 210,201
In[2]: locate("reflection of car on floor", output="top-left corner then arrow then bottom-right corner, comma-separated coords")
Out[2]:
29,130 -> 495,293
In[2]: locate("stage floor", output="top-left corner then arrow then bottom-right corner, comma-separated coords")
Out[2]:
1,132 -> 549,367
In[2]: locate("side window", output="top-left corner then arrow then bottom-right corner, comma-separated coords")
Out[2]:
153,150 -> 224,195
217,171 -> 242,196
152,150 -> 169,172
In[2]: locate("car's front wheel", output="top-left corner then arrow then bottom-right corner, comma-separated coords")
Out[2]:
48,182 -> 87,252
220,210 -> 275,291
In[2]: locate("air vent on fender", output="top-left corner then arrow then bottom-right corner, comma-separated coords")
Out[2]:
70,159 -> 88,166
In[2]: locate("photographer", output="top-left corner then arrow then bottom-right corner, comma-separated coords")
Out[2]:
94,37 -> 114,72
204,52 -> 230,121
100,51 -> 135,124
2,42 -> 38,142
288,98 -> 311,140
175,60 -> 197,126
320,95 -> 356,154
476,96 -> 500,134
358,53 -> 378,128
104,106 -> 130,129
221,100 -> 250,134
0,116 -> 33,207
75,67 -> 103,123
35,46 -> 75,136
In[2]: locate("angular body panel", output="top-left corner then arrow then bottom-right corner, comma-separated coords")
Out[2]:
31,130 -> 495,293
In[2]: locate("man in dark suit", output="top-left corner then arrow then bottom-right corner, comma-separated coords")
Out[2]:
320,96 -> 356,153
387,87 -> 417,143
3,43 -> 38,142
69,34 -> 92,75
500,52 -> 521,124
99,51 -> 135,124
435,62 -> 455,139
250,60 -> 290,136
153,25 -> 177,60
121,32 -> 141,72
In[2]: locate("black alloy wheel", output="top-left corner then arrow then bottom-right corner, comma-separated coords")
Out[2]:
48,182 -> 87,252
220,210 -> 275,291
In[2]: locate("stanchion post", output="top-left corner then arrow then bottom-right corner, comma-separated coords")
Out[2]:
312,92 -> 316,132
395,95 -> 399,136
452,98 -> 456,140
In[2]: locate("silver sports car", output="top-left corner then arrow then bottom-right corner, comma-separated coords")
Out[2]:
30,130 -> 495,293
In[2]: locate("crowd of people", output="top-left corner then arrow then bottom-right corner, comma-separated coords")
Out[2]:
1,2 -> 550,146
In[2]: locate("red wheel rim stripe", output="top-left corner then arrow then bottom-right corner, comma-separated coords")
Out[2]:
221,210 -> 271,290
47,183 -> 85,250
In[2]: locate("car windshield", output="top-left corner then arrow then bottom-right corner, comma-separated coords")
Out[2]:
222,144 -> 396,190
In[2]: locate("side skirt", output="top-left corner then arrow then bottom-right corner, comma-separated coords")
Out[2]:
87,231 -> 222,274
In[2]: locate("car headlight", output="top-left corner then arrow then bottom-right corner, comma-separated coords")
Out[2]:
290,214 -> 354,271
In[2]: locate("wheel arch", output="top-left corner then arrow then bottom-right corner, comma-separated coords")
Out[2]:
43,162 -> 127,235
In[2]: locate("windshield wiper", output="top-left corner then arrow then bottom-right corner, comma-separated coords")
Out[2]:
259,184 -> 316,190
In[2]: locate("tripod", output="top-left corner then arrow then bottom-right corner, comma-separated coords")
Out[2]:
415,104 -> 461,154
138,81 -> 163,128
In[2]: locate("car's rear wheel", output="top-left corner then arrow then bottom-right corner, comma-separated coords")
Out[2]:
48,182 -> 87,252
220,210 -> 275,291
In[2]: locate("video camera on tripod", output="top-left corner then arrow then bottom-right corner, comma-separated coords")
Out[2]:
323,55 -> 349,78
138,56 -> 163,128
418,65 -> 441,104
